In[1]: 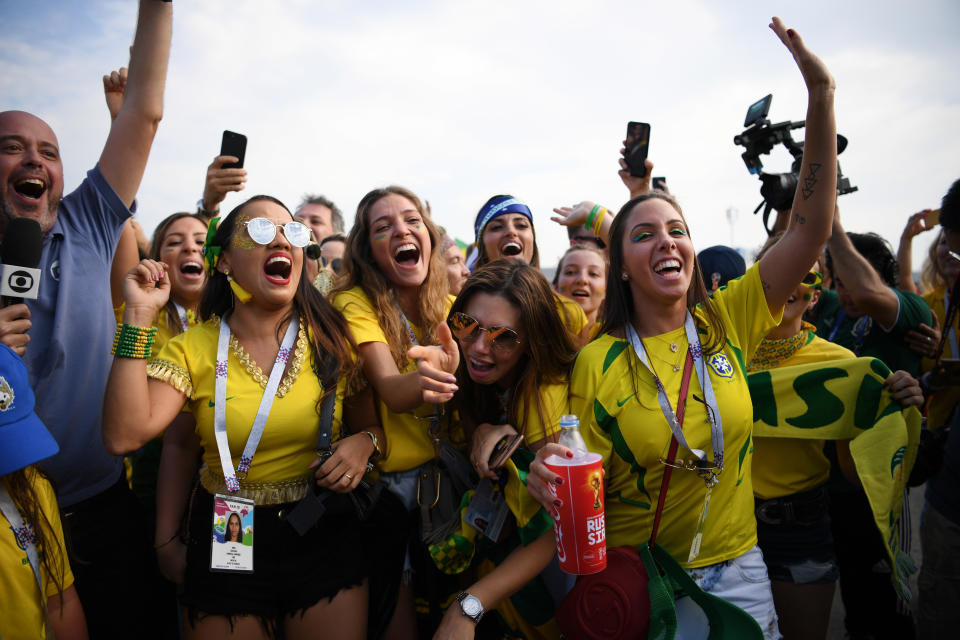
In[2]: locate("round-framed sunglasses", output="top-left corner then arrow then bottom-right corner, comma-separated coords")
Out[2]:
244,217 -> 311,248
448,312 -> 521,353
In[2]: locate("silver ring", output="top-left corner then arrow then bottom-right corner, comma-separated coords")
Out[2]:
344,473 -> 353,480
928,336 -> 933,343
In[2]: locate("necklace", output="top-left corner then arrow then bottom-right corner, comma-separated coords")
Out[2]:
747,322 -> 814,372
650,332 -> 687,372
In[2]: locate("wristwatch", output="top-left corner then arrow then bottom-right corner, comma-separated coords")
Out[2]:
455,591 -> 484,623
361,430 -> 382,459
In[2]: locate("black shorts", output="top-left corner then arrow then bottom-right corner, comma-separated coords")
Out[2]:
181,487 -> 369,632
755,486 -> 838,585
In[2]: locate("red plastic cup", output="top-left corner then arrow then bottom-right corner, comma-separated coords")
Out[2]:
544,452 -> 607,574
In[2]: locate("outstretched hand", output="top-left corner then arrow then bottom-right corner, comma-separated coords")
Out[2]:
769,16 -> 835,95
551,201 -> 595,228
407,321 -> 460,403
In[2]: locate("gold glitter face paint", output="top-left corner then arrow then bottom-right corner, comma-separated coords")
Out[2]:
230,214 -> 257,251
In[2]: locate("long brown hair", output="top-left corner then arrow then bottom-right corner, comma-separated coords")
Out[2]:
332,186 -> 449,370
150,212 -> 207,337
600,191 -> 727,355
450,260 -> 576,440
2,467 -> 66,599
199,195 -> 356,407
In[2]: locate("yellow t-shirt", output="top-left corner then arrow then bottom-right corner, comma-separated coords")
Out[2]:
1,468 -> 74,640
750,333 -> 855,499
147,318 -> 345,491
554,293 -> 589,341
575,264 -> 779,568
333,286 -> 455,472
921,287 -> 960,429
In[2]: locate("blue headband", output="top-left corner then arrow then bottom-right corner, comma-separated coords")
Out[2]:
474,196 -> 533,243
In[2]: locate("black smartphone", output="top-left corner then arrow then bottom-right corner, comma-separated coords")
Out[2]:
744,94 -> 772,128
220,130 -> 247,169
489,434 -> 524,470
625,122 -> 650,178
652,176 -> 667,192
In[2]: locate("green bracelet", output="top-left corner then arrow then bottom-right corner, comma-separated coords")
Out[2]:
112,323 -> 158,359
586,204 -> 601,229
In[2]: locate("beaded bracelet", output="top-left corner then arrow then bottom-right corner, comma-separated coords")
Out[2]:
593,207 -> 608,236
111,323 -> 158,359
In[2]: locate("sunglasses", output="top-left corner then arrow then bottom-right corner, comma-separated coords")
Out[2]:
801,270 -> 823,288
448,312 -> 521,353
244,218 -> 311,248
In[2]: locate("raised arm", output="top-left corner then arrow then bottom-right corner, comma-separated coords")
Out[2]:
757,17 -> 837,312
102,259 -> 186,454
897,210 -> 934,294
827,206 -> 900,328
98,0 -> 172,207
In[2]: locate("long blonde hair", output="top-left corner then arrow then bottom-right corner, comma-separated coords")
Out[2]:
333,186 -> 449,369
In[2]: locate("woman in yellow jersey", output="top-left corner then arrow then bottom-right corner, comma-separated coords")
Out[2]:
748,236 -> 922,640
413,260 -> 575,639
330,186 -> 455,638
102,195 -> 385,640
552,245 -> 608,339
527,18 -> 840,638
471,195 -> 590,344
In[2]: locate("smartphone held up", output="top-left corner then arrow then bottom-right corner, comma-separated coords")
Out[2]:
220,130 -> 247,169
624,122 -> 650,178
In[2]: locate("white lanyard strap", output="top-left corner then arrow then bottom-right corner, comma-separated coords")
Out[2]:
215,315 -> 299,493
626,311 -> 724,485
0,485 -> 54,639
174,302 -> 191,333
945,291 -> 957,358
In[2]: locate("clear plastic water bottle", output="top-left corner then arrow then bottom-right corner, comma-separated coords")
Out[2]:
558,414 -> 588,459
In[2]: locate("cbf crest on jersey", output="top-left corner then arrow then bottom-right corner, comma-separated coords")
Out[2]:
707,353 -> 735,378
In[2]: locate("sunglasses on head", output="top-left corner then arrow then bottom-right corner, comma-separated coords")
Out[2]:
448,312 -> 521,353
244,217 -> 311,248
802,270 -> 823,288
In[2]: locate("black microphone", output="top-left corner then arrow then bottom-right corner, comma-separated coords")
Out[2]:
1,218 -> 43,306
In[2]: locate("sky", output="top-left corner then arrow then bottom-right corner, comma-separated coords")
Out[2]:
2,0 -> 958,274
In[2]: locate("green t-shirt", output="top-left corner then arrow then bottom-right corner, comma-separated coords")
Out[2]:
812,287 -> 932,376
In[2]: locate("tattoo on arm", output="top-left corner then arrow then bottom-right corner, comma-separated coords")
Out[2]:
801,162 -> 822,201
762,279 -> 771,292
794,213 -> 806,225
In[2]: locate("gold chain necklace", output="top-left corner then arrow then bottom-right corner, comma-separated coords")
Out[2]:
747,322 -> 814,372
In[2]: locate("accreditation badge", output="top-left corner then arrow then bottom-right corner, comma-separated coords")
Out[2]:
211,494 -> 255,573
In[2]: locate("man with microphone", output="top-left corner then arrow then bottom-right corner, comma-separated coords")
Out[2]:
0,1 -> 172,636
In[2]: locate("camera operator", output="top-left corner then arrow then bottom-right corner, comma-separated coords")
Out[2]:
809,203 -> 933,639
917,178 -> 960,640
0,1 -> 172,635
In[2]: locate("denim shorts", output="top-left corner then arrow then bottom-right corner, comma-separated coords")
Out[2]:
675,545 -> 781,640
755,488 -> 838,585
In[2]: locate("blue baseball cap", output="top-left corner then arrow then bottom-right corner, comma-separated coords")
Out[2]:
0,343 -> 58,475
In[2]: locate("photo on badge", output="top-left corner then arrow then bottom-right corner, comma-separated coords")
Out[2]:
211,494 -> 255,573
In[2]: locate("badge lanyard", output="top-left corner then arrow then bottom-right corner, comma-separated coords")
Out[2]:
625,312 -> 724,484
174,302 -> 191,333
214,314 -> 299,493
626,312 -> 723,562
0,485 -> 55,639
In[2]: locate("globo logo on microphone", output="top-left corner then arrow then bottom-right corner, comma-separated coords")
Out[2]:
1,265 -> 41,300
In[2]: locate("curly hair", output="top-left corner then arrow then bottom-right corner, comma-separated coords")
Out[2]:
825,231 -> 899,287
331,186 -> 449,371
198,195 -> 356,408
451,260 -> 576,441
